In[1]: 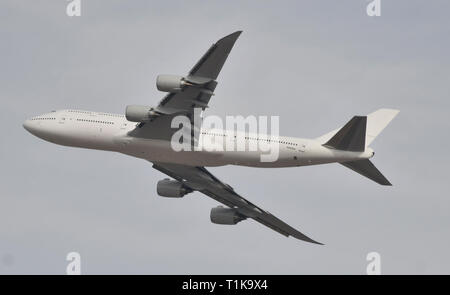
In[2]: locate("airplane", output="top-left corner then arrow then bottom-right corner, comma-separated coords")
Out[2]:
23,31 -> 399,244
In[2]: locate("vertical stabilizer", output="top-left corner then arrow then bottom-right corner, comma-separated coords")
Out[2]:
365,109 -> 400,147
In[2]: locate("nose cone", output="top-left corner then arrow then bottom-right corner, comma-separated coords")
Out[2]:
23,119 -> 35,134
23,113 -> 61,143
23,119 -> 43,138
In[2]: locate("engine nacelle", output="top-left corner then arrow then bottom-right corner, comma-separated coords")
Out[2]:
125,105 -> 160,122
157,178 -> 191,198
210,206 -> 245,225
156,75 -> 188,93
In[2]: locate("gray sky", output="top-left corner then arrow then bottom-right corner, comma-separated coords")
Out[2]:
1,0 -> 449,274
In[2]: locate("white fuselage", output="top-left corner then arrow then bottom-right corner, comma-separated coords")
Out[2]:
23,110 -> 373,167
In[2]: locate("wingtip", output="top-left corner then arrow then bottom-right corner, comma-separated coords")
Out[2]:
214,31 -> 243,47
302,239 -> 324,245
291,234 -> 324,245
222,31 -> 242,41
379,178 -> 392,186
310,240 -> 325,245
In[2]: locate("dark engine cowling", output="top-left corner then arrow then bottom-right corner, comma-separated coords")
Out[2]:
156,75 -> 188,93
210,206 -> 245,225
157,179 -> 192,198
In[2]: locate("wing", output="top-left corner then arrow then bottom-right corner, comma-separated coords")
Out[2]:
130,31 -> 242,141
156,31 -> 242,115
152,162 -> 323,244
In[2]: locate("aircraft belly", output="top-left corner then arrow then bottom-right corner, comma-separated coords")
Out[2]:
46,122 -> 115,151
119,138 -> 227,166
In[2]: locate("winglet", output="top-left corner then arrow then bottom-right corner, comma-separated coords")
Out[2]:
289,227 -> 324,245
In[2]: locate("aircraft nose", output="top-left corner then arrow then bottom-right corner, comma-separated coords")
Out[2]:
23,118 -> 40,136
23,119 -> 33,132
23,114 -> 59,142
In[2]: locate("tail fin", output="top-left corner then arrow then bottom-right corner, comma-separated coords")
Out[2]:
316,109 -> 399,185
316,109 -> 399,148
365,109 -> 400,147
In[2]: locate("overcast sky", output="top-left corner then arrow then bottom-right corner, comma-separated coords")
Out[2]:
1,0 -> 449,274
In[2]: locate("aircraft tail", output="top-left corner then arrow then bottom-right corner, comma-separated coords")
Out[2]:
365,108 -> 400,147
317,109 -> 400,148
316,109 -> 399,185
322,116 -> 367,152
341,159 -> 391,185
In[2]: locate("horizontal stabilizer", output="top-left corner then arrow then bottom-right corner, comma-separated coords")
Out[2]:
323,116 -> 367,152
341,159 -> 391,185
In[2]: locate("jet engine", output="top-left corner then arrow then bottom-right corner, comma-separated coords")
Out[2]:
157,178 -> 192,198
156,75 -> 191,93
125,105 -> 161,122
210,206 -> 245,225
